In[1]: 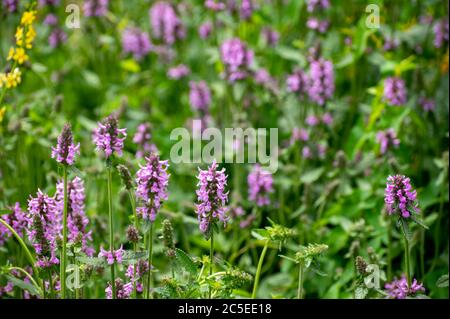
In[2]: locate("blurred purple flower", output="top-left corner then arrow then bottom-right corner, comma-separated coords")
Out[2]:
168,64 -> 190,79
376,129 -> 400,154
291,127 -> 309,144
385,276 -> 425,299
433,18 -> 449,48
135,154 -> 170,222
149,1 -> 185,45
286,69 -> 307,94
133,123 -> 158,158
307,58 -> 334,105
39,0 -> 59,6
322,112 -> 333,126
93,115 -> 127,159
383,36 -> 400,51
195,160 -> 228,233
204,0 -> 226,11
240,0 -> 254,20
199,22 -> 213,39
220,38 -> 254,82
0,203 -> 29,246
306,18 -> 329,33
418,96 -> 435,112
383,77 -> 407,106
248,164 -> 274,207
306,0 -> 329,12
44,14 -> 58,26
261,27 -> 279,47
51,123 -> 79,165
106,278 -> 133,299
122,27 -> 152,60
2,0 -> 19,13
84,0 -> 109,17
189,81 -> 212,113
306,115 -> 320,126
99,245 -> 124,265
385,175 -> 418,219
48,28 -> 67,48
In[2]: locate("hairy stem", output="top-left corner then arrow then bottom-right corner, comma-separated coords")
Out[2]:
209,231 -> 214,299
107,166 -> 116,299
60,165 -> 68,298
297,263 -> 305,299
146,222 -> 154,299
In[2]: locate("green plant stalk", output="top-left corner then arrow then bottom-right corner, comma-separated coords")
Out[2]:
128,190 -> 138,298
8,266 -> 41,296
209,231 -> 214,299
146,222 -> 154,299
0,218 -> 44,297
47,268 -> 54,299
404,235 -> 411,287
60,165 -> 68,298
387,219 -> 393,281
297,263 -> 304,299
251,240 -> 269,299
107,166 -> 116,299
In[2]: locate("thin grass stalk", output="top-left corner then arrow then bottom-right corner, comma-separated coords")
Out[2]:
251,240 -> 269,299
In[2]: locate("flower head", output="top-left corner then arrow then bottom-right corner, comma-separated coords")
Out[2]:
384,175 -> 419,218
149,1 -> 185,45
247,164 -> 274,207
261,27 -> 279,47
83,0 -> 109,17
168,64 -> 190,79
195,160 -> 229,234
135,154 -> 170,222
99,245 -> 124,265
133,123 -> 158,158
433,18 -> 449,48
93,115 -> 127,159
189,81 -> 212,113
287,69 -> 307,94
125,260 -> 150,293
52,123 -> 80,165
105,278 -> 133,299
0,203 -> 30,246
307,58 -> 334,105
384,77 -> 407,106
220,38 -> 254,82
385,276 -> 425,299
376,129 -> 400,154
122,27 -> 152,60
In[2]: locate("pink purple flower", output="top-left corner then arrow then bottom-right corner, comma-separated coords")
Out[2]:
306,0 -> 330,12
199,22 -> 213,39
383,77 -> 407,106
220,38 -> 254,82
55,177 -> 94,256
149,1 -> 185,45
261,27 -> 279,47
376,129 -> 400,154
287,69 -> 307,94
2,0 -> 18,13
0,203 -> 30,246
125,260 -> 150,293
205,0 -> 226,11
239,0 -> 254,20
419,96 -> 435,112
306,18 -> 329,33
99,245 -> 124,265
291,127 -> 309,144
52,123 -> 79,166
307,58 -> 334,105
385,175 -> 418,219
189,81 -> 212,113
433,18 -> 449,48
93,115 -> 127,159
168,64 -> 190,79
385,276 -> 425,299
122,27 -> 152,61
105,278 -> 133,299
248,164 -> 274,207
49,28 -> 67,48
135,154 -> 170,222
195,160 -> 229,233
133,123 -> 158,159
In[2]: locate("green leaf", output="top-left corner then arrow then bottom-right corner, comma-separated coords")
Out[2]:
174,248 -> 197,275
6,275 -> 41,297
251,229 -> 269,241
410,214 -> 429,230
300,167 -> 324,184
355,286 -> 368,299
76,256 -> 106,267
398,218 -> 412,242
121,251 -> 147,264
436,274 -> 449,288
278,254 -> 297,263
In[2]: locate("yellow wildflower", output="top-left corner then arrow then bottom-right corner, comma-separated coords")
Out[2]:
7,48 -> 15,61
5,68 -> 22,89
25,25 -> 36,49
21,10 -> 37,26
9,47 -> 29,65
0,107 -> 6,124
0,73 -> 6,88
15,27 -> 24,47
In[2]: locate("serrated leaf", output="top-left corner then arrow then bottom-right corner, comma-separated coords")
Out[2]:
6,275 -> 41,297
76,256 -> 106,267
278,254 -> 297,263
398,218 -> 412,242
436,274 -> 449,288
174,248 -> 197,275
121,250 -> 147,264
410,214 -> 429,230
355,286 -> 368,299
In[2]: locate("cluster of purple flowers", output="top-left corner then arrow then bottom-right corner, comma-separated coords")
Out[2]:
220,38 -> 254,82
0,203 -> 29,246
168,64 -> 190,79
149,1 -> 185,45
2,0 -> 18,13
125,260 -> 150,293
239,0 -> 255,20
286,69 -> 307,95
93,115 -> 127,159
99,245 -> 124,265
135,154 -> 170,222
419,96 -> 435,112
199,22 -> 213,39
307,58 -> 335,105
41,0 -> 67,48
383,36 -> 400,51
306,0 -> 330,12
376,129 -> 400,154
291,127 -> 309,144
55,177 -> 94,256
121,27 -> 152,61
385,175 -> 418,219
261,27 -> 279,47
305,113 -> 333,127
385,276 -> 425,299
51,123 -> 79,165
383,77 -> 407,106
247,165 -> 274,207
195,160 -> 229,233
27,190 -> 60,268
433,18 -> 449,48
228,206 -> 256,228
83,0 -> 109,17
133,123 -> 158,159
189,81 -> 212,113
305,0 -> 330,33
106,278 -> 133,299
306,18 -> 329,33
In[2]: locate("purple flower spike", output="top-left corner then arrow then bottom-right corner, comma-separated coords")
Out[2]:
383,77 -> 407,106
286,69 -> 307,94
385,276 -> 425,299
376,129 -> 400,154
83,0 -> 109,17
99,245 -> 124,265
168,64 -> 190,79
384,175 -> 419,219
93,115 -> 127,159
247,164 -> 274,207
0,203 -> 30,246
220,38 -> 254,82
106,278 -> 133,299
135,154 -> 170,222
149,1 -> 185,45
52,123 -> 80,166
195,160 -> 229,234
307,58 -> 334,106
122,27 -> 152,61
3,0 -> 19,13
433,18 -> 449,48
133,123 -> 158,159
189,81 -> 212,113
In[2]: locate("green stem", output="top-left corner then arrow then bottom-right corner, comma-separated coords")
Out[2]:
387,218 -> 392,281
128,190 -> 138,298
107,166 -> 116,299
251,240 -> 269,299
209,231 -> 214,299
404,235 -> 411,287
47,268 -> 54,299
60,165 -> 68,298
0,218 -> 44,297
8,266 -> 41,296
297,263 -> 304,299
146,222 -> 154,299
